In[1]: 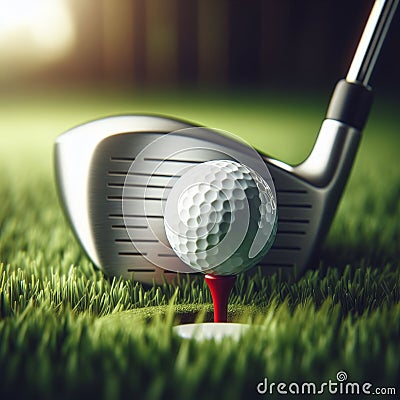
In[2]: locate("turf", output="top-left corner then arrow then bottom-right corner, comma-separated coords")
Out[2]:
0,88 -> 399,399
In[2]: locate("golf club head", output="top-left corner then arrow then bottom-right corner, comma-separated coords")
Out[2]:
54,110 -> 361,284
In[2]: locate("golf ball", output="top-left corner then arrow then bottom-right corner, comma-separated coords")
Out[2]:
164,160 -> 277,275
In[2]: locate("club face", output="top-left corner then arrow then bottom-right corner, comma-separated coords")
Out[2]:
55,115 -> 192,283
55,115 -> 358,284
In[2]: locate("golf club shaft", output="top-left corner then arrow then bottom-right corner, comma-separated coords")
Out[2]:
347,0 -> 398,86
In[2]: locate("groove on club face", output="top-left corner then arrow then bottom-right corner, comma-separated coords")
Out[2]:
55,115 -> 193,283
96,150 -> 315,282
87,124 -> 277,282
261,164 -> 318,273
55,115 -> 360,284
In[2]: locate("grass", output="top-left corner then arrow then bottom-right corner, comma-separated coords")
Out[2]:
0,87 -> 399,399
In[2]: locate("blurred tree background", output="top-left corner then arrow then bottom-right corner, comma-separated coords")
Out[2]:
1,0 -> 399,95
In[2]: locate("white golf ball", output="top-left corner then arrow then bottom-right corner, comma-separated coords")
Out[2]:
164,160 -> 277,275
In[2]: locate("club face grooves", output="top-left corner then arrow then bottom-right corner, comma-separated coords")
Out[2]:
85,128 -> 324,284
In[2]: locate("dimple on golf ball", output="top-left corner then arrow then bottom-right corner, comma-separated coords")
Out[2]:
164,160 -> 277,275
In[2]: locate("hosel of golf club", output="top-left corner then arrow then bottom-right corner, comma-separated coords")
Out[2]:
298,79 -> 374,188
326,80 -> 373,132
292,79 -> 373,191
280,81 -> 372,271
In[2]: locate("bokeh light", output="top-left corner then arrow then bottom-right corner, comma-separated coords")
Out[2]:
0,0 -> 75,81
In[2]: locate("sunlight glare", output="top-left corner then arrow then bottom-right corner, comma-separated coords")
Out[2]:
0,0 -> 75,78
